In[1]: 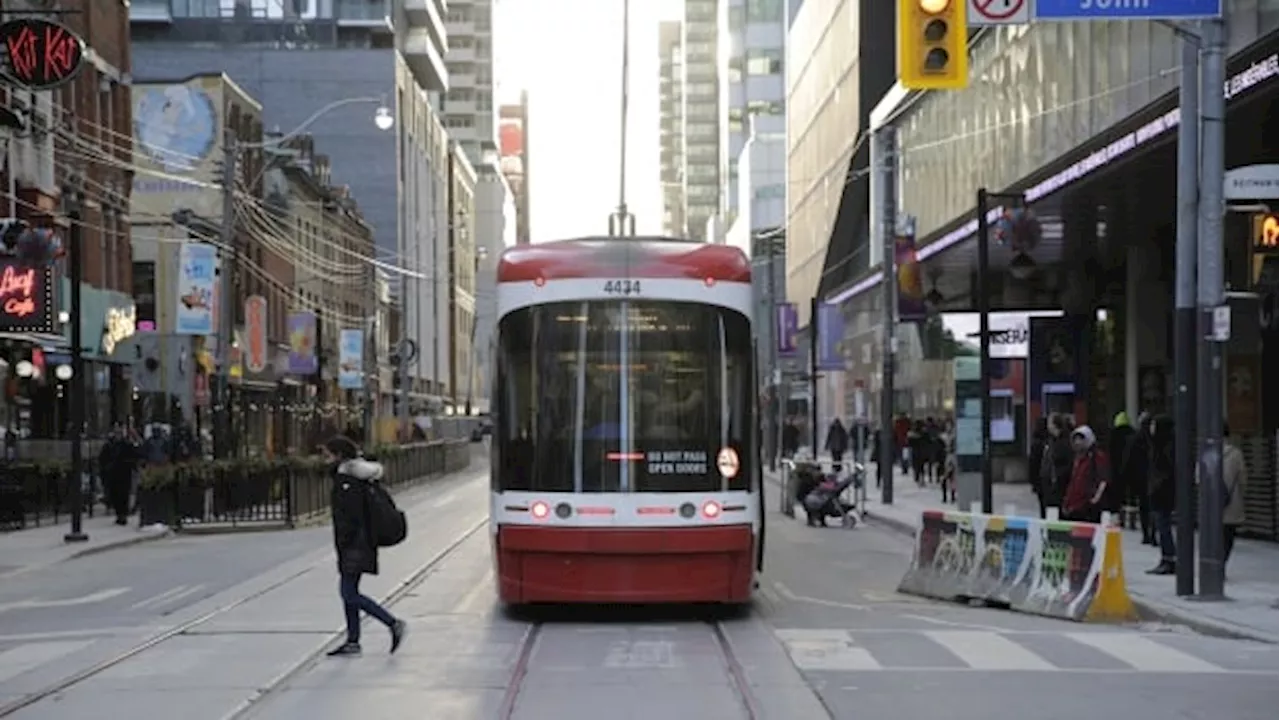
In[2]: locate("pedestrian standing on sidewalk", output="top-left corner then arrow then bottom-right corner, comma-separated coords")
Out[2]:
1220,422 -> 1247,572
98,426 -> 140,525
1062,425 -> 1109,523
824,418 -> 849,468
1145,415 -> 1177,576
322,435 -> 408,657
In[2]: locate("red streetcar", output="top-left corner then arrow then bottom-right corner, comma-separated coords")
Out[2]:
489,237 -> 764,605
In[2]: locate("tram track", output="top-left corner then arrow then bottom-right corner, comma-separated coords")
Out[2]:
0,516 -> 491,720
495,613 -> 765,720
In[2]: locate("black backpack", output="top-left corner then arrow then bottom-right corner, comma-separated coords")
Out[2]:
365,482 -> 407,547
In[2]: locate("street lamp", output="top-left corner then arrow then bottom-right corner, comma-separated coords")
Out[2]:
62,185 -> 88,543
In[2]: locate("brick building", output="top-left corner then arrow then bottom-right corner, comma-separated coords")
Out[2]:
0,0 -> 137,441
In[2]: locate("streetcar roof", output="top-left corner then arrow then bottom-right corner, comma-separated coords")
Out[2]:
497,237 -> 751,284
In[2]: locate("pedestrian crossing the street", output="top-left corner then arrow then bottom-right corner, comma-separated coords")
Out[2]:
773,628 -> 1277,676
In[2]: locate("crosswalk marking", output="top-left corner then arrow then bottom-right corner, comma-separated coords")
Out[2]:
775,630 -> 880,671
1064,632 -> 1224,673
0,640 -> 93,684
772,628 -> 1259,675
922,630 -> 1056,671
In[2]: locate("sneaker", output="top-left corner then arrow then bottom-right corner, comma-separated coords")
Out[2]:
326,642 -> 362,657
390,619 -> 408,654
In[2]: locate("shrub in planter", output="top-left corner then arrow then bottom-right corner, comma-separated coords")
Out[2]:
137,464 -> 179,527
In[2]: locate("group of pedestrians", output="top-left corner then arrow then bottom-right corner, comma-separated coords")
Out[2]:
96,423 -> 201,525
1030,411 -> 1247,577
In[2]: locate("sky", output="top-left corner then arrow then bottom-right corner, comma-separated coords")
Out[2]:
495,0 -> 682,242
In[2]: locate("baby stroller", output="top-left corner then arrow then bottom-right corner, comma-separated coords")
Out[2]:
802,470 -> 860,528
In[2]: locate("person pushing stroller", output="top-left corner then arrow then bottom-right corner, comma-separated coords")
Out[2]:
801,464 -> 861,528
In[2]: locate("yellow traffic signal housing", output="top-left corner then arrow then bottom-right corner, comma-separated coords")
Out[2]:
897,0 -> 969,91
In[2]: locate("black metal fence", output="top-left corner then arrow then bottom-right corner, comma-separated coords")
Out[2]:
0,457 -> 104,531
0,441 -> 471,533
136,441 -> 472,530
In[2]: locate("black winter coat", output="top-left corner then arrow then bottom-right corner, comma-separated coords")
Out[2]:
331,458 -> 385,576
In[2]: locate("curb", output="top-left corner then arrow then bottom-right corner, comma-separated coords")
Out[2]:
866,510 -> 1278,643
66,528 -> 173,560
863,510 -> 919,538
1128,594 -> 1280,644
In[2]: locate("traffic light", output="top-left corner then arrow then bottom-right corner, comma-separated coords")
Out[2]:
897,0 -> 969,91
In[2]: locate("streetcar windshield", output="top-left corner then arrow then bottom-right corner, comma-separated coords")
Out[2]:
495,300 -> 753,494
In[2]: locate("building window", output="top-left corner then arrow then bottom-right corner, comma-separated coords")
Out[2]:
747,100 -> 784,115
728,6 -> 745,30
746,0 -> 783,23
450,35 -> 474,49
746,50 -> 782,75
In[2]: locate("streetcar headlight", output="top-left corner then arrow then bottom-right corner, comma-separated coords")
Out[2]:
701,501 -> 722,519
530,501 -> 550,519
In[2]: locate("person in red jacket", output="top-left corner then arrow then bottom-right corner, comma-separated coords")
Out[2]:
1062,425 -> 1110,524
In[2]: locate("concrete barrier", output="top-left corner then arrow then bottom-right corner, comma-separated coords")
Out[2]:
897,509 -> 1137,623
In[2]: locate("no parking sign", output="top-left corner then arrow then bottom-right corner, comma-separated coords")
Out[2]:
968,0 -> 1030,25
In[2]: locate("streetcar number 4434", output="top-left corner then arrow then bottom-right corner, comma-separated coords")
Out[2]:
603,280 -> 642,295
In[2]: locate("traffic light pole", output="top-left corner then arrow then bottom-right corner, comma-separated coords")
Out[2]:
873,126 -> 897,505
1195,17 -> 1227,601
214,130 -> 238,459
1173,31 -> 1200,598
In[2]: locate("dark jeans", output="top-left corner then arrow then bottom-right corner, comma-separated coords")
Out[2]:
1224,524 -> 1238,566
1152,510 -> 1176,562
339,573 -> 396,644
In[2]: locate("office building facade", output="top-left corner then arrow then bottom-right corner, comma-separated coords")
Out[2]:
725,0 -> 785,218
658,20 -> 686,237
681,0 -> 726,241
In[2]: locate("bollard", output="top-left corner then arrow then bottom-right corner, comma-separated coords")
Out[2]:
1046,507 -> 1060,521
1100,511 -> 1113,527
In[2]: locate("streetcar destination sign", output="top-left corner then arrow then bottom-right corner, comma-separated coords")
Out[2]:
1034,0 -> 1222,20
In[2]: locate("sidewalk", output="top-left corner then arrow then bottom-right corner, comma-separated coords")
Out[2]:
849,463 -> 1279,643
0,513 -> 170,581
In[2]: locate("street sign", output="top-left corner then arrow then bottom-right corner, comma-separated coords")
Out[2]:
969,0 -> 1030,25
1034,0 -> 1222,20
1210,305 -> 1231,341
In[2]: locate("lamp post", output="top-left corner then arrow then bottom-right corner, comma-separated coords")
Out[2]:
63,187 -> 88,543
465,245 -> 488,417
974,188 -> 1027,515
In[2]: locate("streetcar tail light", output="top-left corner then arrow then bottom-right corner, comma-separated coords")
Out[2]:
534,276 -> 546,287
704,276 -> 716,287
701,501 -> 722,519
530,501 -> 551,519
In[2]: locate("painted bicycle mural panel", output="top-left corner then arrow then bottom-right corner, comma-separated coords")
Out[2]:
898,510 -> 1135,622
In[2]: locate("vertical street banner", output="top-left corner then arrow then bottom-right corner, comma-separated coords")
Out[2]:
776,302 -> 798,357
286,311 -> 318,375
815,303 -> 844,371
244,295 -> 269,373
338,329 -> 364,390
895,232 -> 927,322
175,242 -> 216,335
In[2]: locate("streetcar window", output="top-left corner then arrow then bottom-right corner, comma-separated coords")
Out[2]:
495,301 -> 754,494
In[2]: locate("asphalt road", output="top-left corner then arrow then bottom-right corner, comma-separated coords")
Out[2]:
4,467 -> 1275,720
0,463 -> 484,645
759,490 -> 1278,720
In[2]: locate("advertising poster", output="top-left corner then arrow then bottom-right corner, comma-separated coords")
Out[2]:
338,328 -> 364,390
776,302 -> 797,356
287,311 -> 318,375
244,295 -> 268,373
815,303 -> 844,371
895,233 -> 927,322
175,242 -> 216,335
